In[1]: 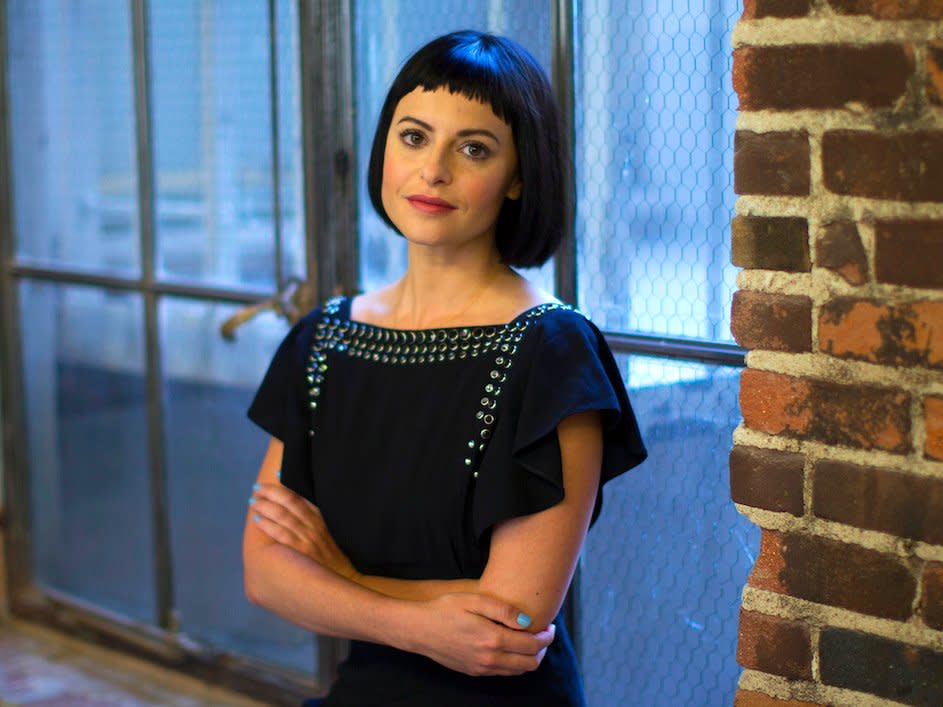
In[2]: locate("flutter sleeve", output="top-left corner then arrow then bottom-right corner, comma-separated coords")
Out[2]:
472,309 -> 647,539
246,309 -> 318,501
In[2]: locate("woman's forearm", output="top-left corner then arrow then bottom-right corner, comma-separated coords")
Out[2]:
353,574 -> 478,601
245,540 -> 416,647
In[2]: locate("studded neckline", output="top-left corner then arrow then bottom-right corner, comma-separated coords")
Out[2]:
335,296 -> 568,334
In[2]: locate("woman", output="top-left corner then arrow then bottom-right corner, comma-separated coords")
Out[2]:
243,30 -> 646,706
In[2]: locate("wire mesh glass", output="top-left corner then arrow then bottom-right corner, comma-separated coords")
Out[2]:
6,1 -> 140,274
580,354 -> 757,706
575,0 -> 740,342
149,0 -> 303,289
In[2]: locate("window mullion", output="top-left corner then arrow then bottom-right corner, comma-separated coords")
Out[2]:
131,0 -> 175,632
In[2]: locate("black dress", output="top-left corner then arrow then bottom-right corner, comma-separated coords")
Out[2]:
248,296 -> 646,706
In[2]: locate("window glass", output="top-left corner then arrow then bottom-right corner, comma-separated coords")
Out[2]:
579,355 -> 757,706
161,299 -> 315,673
19,281 -> 155,622
354,0 -> 553,295
149,0 -> 304,288
576,0 -> 740,341
6,1 -> 140,274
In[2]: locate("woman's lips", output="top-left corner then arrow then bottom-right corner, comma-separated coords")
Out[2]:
406,195 -> 457,214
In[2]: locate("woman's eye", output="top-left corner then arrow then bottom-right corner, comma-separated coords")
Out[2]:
400,130 -> 425,147
461,142 -> 490,160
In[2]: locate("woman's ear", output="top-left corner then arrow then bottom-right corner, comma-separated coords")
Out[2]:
506,175 -> 522,201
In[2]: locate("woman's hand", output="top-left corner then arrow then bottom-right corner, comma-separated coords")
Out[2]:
407,593 -> 556,677
250,482 -> 358,580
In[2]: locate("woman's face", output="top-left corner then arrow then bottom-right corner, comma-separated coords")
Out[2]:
381,87 -> 521,253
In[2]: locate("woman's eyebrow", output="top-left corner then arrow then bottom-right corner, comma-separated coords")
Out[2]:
396,115 -> 501,144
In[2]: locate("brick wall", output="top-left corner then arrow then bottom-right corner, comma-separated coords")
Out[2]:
729,2 -> 943,705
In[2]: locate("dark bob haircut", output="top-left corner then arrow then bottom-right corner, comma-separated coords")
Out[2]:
367,31 -> 569,268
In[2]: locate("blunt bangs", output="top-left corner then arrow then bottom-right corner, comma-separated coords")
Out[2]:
367,31 -> 568,268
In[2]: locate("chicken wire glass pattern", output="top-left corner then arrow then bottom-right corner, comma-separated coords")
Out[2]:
576,0 -> 740,342
353,0 -> 554,294
580,356 -> 758,707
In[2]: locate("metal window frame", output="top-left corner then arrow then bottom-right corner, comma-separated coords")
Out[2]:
0,0 -> 340,702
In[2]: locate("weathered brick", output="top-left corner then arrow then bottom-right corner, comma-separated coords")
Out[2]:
823,131 -> 943,202
820,628 -> 943,705
813,382 -> 911,452
922,562 -> 943,631
735,131 -> 811,196
732,291 -> 813,352
733,45 -> 913,111
740,370 -> 911,453
748,530 -> 788,593
814,221 -> 868,285
740,370 -> 813,437
730,445 -> 805,515
748,531 -> 917,619
828,0 -> 943,19
818,298 -> 943,370
929,42 -> 943,106
734,691 -> 823,707
738,609 -> 813,680
925,395 -> 943,461
742,0 -> 813,17
732,216 -> 810,272
875,220 -> 943,289
813,459 -> 943,543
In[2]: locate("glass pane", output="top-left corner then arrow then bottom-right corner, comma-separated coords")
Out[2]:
354,1 -> 554,294
576,0 -> 740,341
19,281 -> 155,622
150,1 -> 304,288
6,2 -> 140,273
161,299 -> 315,674
579,354 -> 757,706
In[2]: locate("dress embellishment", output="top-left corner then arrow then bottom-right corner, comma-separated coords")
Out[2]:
306,299 -> 572,478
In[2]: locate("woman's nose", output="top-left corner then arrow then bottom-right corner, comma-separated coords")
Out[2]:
420,148 -> 451,185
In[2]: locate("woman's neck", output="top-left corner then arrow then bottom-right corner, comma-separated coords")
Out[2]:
389,244 -> 510,329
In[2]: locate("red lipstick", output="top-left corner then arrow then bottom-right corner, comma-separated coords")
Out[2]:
406,194 -> 457,214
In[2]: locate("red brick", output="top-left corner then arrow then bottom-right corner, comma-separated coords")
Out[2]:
732,216 -> 810,272
814,221 -> 868,286
828,0 -> 943,19
738,609 -> 813,680
812,382 -> 911,452
819,298 -> 943,370
813,459 -> 943,543
732,292 -> 813,352
742,0 -> 813,17
735,690 -> 823,707
922,562 -> 943,630
925,396 -> 943,461
823,131 -> 943,202
741,370 -> 911,453
734,45 -> 913,111
735,131 -> 811,196
875,220 -> 943,289
730,445 -> 805,515
748,531 -> 917,619
929,42 -> 943,106
820,628 -> 943,704
748,530 -> 788,593
740,370 -> 813,437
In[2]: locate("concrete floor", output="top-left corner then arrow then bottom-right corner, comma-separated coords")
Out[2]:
0,621 -> 269,707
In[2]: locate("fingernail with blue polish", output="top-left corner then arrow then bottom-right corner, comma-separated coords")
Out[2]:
253,514 -> 261,523
516,613 -> 531,629
253,482 -> 261,490
248,497 -> 256,505
277,469 -> 282,479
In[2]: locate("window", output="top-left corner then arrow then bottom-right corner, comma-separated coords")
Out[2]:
1,1 -> 757,703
